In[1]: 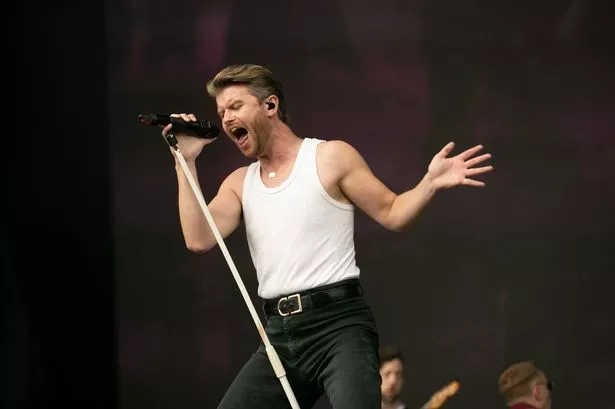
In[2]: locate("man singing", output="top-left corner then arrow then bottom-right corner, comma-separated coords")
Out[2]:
163,64 -> 493,409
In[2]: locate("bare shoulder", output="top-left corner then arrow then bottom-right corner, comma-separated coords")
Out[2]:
315,140 -> 366,204
318,139 -> 357,157
220,166 -> 249,199
318,139 -> 363,168
227,165 -> 249,181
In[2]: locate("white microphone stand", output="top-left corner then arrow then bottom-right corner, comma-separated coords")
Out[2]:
164,133 -> 301,409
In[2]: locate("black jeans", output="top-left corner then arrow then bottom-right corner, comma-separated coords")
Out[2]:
217,286 -> 381,409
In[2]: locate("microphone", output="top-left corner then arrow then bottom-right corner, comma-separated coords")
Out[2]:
137,113 -> 220,139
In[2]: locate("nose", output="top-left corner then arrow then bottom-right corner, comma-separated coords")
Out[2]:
222,110 -> 235,126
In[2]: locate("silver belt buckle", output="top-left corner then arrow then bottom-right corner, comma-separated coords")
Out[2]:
277,293 -> 303,316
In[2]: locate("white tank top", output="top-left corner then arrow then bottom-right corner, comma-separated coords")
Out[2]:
241,138 -> 361,299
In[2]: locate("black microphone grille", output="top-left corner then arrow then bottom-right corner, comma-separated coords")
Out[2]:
137,113 -> 159,125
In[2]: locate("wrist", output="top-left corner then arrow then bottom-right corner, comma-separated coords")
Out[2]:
420,173 -> 439,196
175,159 -> 196,172
175,158 -> 196,169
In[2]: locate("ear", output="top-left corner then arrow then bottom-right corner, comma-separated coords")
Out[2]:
264,95 -> 279,118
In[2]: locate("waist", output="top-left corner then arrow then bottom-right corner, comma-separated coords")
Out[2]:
254,254 -> 360,299
263,278 -> 363,317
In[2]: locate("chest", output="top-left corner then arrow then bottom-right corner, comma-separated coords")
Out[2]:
257,145 -> 347,203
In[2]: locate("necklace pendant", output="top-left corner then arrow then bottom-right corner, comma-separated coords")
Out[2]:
268,171 -> 276,178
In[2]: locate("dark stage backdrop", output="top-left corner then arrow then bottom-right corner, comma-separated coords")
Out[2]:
107,1 -> 614,408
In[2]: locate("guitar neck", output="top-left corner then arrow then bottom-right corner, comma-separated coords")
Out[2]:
417,380 -> 459,409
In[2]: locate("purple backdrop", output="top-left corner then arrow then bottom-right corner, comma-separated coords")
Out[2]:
107,1 -> 614,408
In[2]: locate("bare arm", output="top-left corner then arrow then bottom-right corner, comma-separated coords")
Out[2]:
325,140 -> 492,232
330,141 -> 435,232
176,163 -> 245,252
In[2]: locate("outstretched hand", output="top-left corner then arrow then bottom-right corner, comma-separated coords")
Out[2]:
427,142 -> 493,189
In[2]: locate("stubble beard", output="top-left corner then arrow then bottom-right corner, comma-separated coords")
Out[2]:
250,114 -> 273,158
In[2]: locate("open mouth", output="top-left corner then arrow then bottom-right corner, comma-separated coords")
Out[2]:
229,126 -> 248,145
230,126 -> 247,138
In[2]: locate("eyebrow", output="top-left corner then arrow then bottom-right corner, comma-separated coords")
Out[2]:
217,98 -> 243,115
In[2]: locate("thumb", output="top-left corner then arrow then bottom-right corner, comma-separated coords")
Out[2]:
161,123 -> 173,136
437,141 -> 455,158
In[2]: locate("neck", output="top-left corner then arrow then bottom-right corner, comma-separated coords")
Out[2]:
382,399 -> 400,409
258,122 -> 302,170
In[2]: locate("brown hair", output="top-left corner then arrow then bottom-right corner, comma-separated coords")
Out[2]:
206,64 -> 288,123
498,361 -> 541,403
379,345 -> 404,368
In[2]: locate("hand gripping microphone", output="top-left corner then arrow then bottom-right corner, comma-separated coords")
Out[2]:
137,113 -> 220,139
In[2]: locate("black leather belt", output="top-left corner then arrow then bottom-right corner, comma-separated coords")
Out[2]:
263,278 -> 363,317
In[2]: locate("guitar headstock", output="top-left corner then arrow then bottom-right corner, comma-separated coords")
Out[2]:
425,379 -> 460,409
